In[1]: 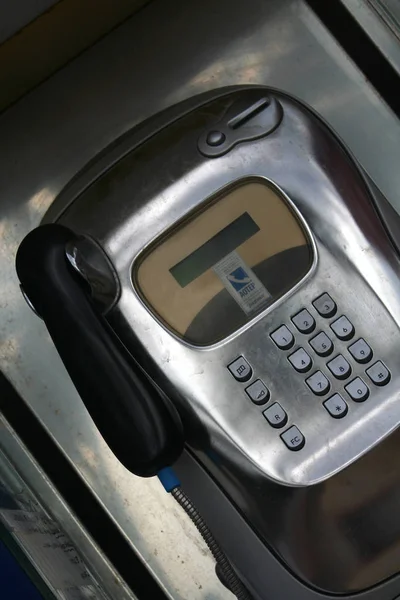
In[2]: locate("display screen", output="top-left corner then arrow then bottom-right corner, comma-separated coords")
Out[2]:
169,212 -> 260,287
136,180 -> 313,345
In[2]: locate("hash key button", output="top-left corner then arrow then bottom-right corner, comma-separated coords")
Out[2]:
246,380 -> 270,405
228,356 -> 252,382
281,426 -> 305,451
366,361 -> 391,386
288,348 -> 312,373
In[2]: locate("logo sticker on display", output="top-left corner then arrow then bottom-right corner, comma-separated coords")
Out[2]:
227,267 -> 252,291
213,251 -> 271,315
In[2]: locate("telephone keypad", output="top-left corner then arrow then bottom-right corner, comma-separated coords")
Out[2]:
229,292 -> 390,451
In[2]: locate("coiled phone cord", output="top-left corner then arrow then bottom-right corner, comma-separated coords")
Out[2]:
158,468 -> 253,600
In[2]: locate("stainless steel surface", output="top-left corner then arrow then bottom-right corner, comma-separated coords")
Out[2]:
341,0 -> 400,76
369,0 -> 400,37
0,414 -> 136,600
176,446 -> 400,600
55,86 -> 400,593
0,0 -> 400,598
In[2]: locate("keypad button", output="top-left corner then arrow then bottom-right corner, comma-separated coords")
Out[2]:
324,393 -> 348,418
270,325 -> 294,350
288,348 -> 312,373
327,354 -> 352,380
306,371 -> 330,396
246,380 -> 270,405
345,377 -> 370,402
330,316 -> 355,341
291,309 -> 315,334
309,331 -> 333,357
348,338 -> 372,364
366,361 -> 391,386
313,293 -> 337,318
281,426 -> 305,451
263,403 -> 288,428
228,356 -> 252,382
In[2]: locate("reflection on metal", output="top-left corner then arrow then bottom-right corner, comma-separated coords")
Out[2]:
341,0 -> 400,75
0,0 -> 152,112
56,85 -> 400,595
0,0 -> 400,599
369,0 -> 400,39
0,414 -> 136,600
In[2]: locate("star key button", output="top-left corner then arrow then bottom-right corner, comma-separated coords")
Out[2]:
323,394 -> 348,419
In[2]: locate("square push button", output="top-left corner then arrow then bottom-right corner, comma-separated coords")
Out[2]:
306,371 -> 330,396
281,426 -> 305,451
309,331 -> 333,357
288,348 -> 312,373
228,356 -> 252,382
330,316 -> 354,341
324,394 -> 348,418
291,309 -> 315,334
246,380 -> 269,405
263,403 -> 287,428
345,377 -> 369,402
270,325 -> 294,350
366,361 -> 391,386
348,338 -> 372,364
327,354 -> 352,380
312,293 -> 337,318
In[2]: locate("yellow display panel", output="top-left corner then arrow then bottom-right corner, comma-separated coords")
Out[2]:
134,180 -> 313,345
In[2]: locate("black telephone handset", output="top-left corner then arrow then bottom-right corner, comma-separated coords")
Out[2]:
16,224 -> 184,477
